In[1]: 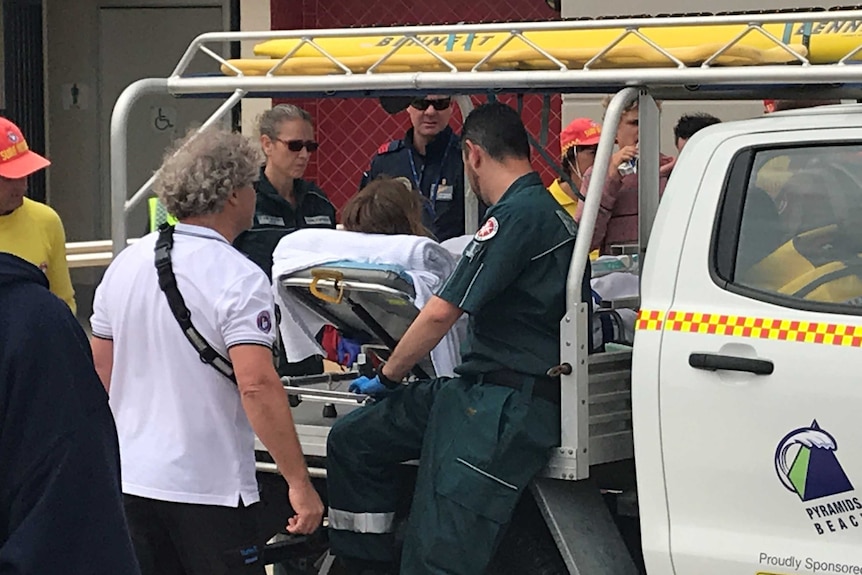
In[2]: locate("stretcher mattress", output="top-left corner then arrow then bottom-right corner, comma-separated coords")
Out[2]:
210,20 -> 862,77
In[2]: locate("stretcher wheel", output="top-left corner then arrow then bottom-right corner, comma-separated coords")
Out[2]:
322,403 -> 338,418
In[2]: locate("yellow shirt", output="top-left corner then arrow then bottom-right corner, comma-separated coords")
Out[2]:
547,179 -> 600,260
0,198 -> 76,314
548,178 -> 577,218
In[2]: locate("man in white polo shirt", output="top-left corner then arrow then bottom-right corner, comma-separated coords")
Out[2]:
90,127 -> 323,575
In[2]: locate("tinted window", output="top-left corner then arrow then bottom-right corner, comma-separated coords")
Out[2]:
722,144 -> 862,309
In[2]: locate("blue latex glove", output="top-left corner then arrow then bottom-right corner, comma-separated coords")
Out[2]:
348,375 -> 391,397
337,337 -> 362,368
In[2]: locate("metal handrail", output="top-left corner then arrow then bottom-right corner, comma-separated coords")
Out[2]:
66,239 -> 137,269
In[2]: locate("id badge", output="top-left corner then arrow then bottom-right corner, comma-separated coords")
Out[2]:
434,184 -> 454,201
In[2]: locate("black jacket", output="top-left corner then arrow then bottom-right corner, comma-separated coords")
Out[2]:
0,253 -> 140,574
234,168 -> 337,276
361,126 -> 466,242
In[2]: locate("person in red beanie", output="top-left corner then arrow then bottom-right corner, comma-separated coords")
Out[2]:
548,117 -> 602,217
0,117 -> 76,313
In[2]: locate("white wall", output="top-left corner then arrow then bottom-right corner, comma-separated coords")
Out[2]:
44,0 -> 231,243
240,0 -> 272,137
45,0 -> 231,321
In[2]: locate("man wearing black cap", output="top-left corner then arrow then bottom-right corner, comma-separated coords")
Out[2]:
360,95 -> 466,242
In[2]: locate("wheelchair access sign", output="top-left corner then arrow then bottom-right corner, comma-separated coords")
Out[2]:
150,105 -> 177,134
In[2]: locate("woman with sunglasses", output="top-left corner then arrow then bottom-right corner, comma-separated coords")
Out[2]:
359,95 -> 467,242
234,104 -> 336,278
234,104 -> 336,381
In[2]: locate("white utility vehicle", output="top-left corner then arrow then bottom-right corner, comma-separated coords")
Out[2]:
104,9 -> 862,574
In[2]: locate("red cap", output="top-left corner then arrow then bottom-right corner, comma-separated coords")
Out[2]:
560,117 -> 602,156
0,117 -> 49,179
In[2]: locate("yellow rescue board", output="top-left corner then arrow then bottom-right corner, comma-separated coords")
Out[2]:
219,21 -> 862,76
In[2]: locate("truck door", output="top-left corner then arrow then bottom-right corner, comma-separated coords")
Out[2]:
650,129 -> 862,575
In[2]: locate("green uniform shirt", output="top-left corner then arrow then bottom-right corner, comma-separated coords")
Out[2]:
437,172 -> 581,377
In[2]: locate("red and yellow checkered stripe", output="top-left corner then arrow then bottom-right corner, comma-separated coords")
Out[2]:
636,310 -> 862,347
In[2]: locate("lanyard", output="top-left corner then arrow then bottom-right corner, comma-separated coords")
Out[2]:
407,134 -> 454,218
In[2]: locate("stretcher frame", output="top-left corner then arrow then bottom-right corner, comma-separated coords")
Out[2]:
109,9 -> 862,484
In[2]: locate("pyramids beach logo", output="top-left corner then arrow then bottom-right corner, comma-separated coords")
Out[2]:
775,420 -> 862,536
775,420 -> 853,502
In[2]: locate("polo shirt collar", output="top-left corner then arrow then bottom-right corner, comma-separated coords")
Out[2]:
174,222 -> 230,244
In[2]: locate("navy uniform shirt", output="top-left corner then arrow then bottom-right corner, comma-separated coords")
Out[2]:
0,253 -> 140,574
437,172 -> 590,377
361,126 -> 466,242
234,167 -> 336,276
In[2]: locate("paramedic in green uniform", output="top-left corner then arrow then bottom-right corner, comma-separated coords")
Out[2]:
326,102 -> 590,575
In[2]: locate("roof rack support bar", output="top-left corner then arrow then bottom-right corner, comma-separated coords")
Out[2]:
566,87 -> 638,308
839,44 -> 862,65
301,38 -> 354,75
583,28 -> 635,71
124,88 -> 247,215
199,45 -> 244,77
111,79 -> 169,257
472,31 -> 519,72
627,28 -> 686,69
702,23 -> 808,68
638,90 -> 661,261
267,38 -> 314,76
114,87 -> 246,255
512,31 -> 568,71
368,35 -> 458,74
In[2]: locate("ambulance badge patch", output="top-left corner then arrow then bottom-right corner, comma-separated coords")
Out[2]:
257,311 -> 272,333
474,217 -> 499,242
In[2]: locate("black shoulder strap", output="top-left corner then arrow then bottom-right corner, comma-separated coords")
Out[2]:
154,224 -> 237,384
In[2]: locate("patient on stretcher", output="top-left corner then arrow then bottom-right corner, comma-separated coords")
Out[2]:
271,179 -> 464,377
341,176 -> 433,238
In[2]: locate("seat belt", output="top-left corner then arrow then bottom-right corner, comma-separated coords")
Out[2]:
154,224 -> 237,384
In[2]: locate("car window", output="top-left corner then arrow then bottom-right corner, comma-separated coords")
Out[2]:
728,144 -> 862,309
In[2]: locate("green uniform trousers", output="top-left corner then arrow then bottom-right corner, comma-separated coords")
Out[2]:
326,374 -> 560,574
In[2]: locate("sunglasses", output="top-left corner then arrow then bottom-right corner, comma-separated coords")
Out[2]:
274,137 -> 319,152
410,98 -> 451,111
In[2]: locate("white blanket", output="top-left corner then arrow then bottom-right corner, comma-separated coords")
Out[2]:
271,229 -> 464,377
441,234 -> 474,260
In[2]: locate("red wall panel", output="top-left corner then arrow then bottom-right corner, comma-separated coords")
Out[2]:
270,0 -> 563,214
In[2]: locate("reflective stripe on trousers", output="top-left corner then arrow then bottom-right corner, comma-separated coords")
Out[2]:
328,508 -> 395,534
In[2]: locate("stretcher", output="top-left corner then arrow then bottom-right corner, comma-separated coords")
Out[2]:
254,261 -> 444,461
256,259 -> 635,477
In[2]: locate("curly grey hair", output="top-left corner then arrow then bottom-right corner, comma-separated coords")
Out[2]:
153,127 -> 262,220
258,104 -> 313,139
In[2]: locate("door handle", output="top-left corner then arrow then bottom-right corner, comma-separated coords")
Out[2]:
688,353 -> 774,375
